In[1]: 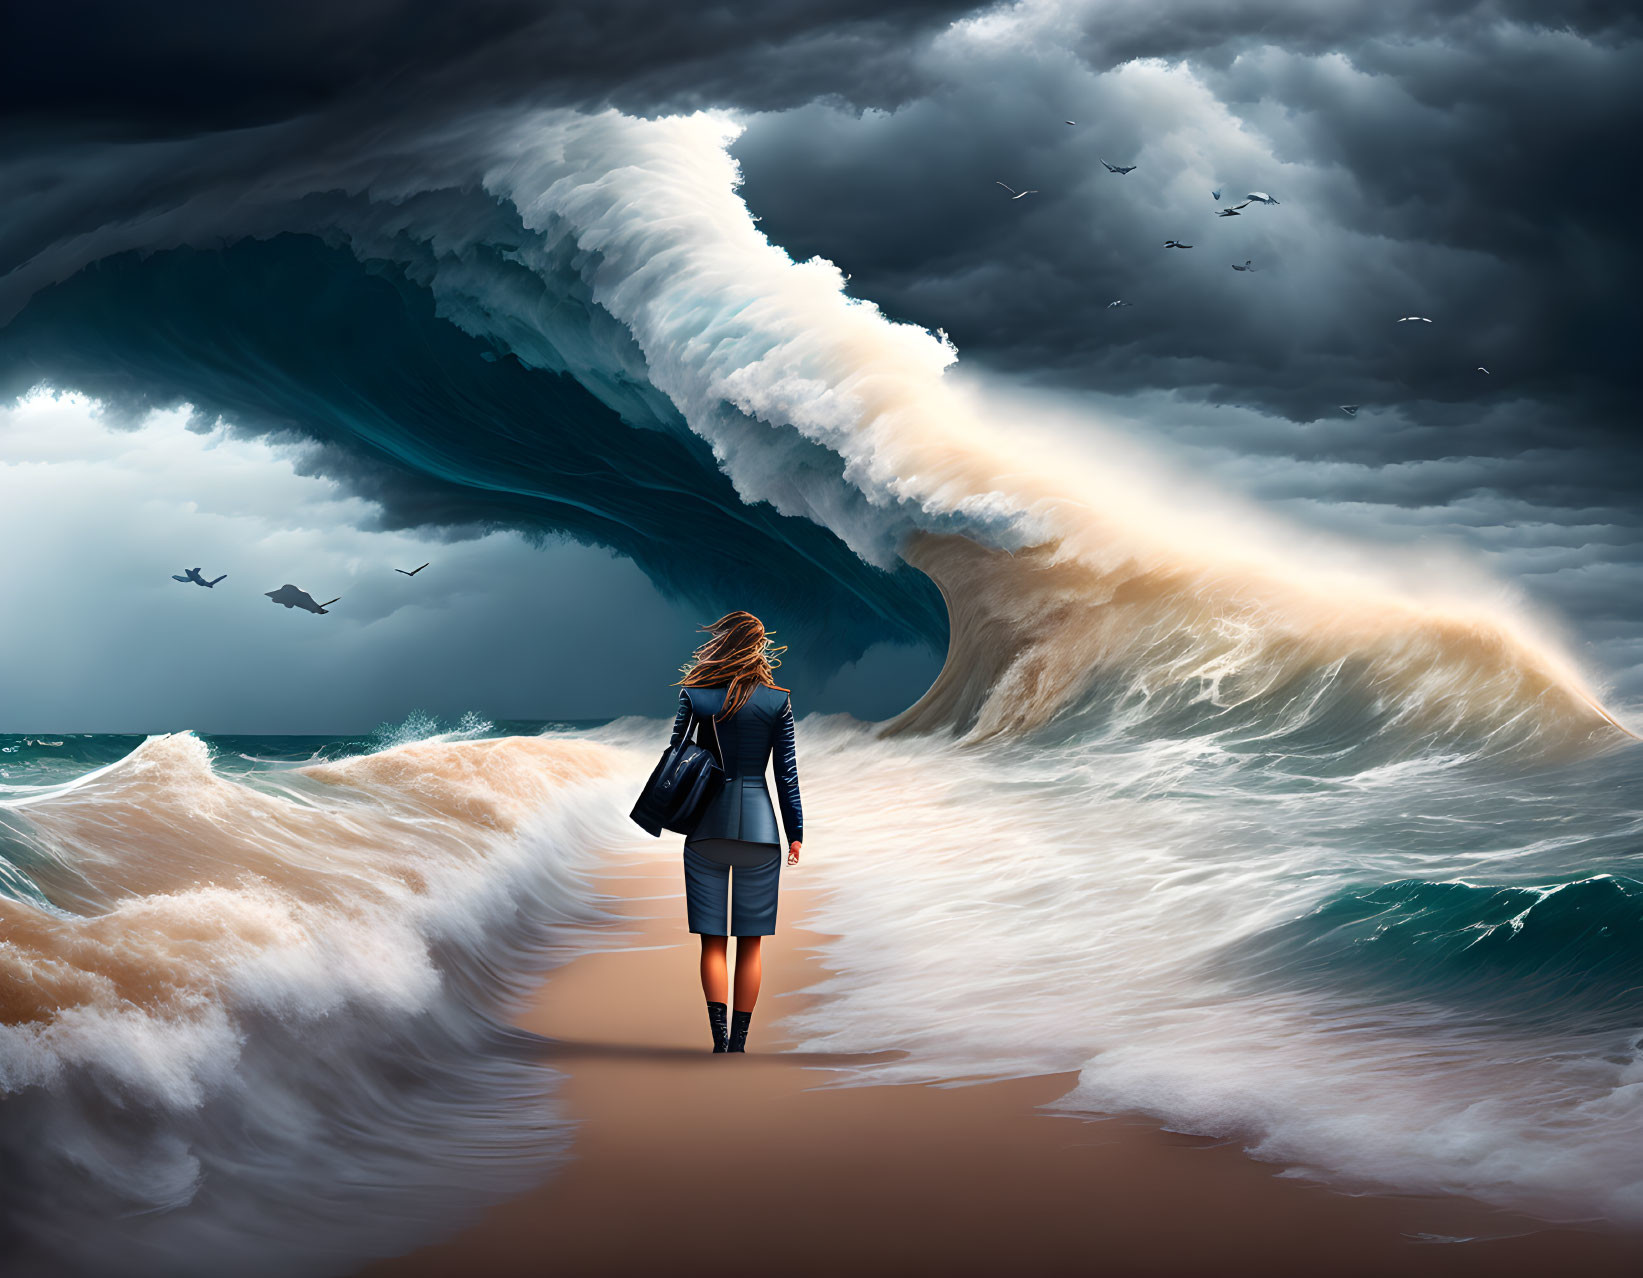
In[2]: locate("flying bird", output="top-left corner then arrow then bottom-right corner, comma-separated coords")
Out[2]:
1245,192 -> 1280,205
1231,260 -> 1256,271
1100,160 -> 1137,175
1476,367 -> 1491,374
1164,240 -> 1193,249
995,181 -> 1038,200
395,563 -> 430,577
1065,120 -> 1076,126
1212,189 -> 1222,201
1106,300 -> 1132,309
266,585 -> 340,615
1340,405 -> 1360,416
1216,202 -> 1251,217
1397,316 -> 1433,323
172,567 -> 226,588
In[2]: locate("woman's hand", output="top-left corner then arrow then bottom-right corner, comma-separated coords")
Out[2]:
787,840 -> 802,866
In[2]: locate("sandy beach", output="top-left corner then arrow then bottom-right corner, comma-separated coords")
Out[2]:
365,856 -> 1643,1278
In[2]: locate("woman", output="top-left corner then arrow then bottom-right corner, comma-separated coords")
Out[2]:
669,612 -> 803,1054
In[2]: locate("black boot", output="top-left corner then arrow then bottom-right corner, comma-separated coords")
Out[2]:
728,1009 -> 752,1054
706,1001 -> 729,1053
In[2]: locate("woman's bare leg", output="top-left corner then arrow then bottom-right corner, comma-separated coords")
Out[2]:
699,935 -> 729,1004
732,936 -> 763,1013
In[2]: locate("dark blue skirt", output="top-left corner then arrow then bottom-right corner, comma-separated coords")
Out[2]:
682,841 -> 782,936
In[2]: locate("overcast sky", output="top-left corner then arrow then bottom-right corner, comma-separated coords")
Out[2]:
0,392 -> 682,733
0,1 -> 1637,728
0,392 -> 941,732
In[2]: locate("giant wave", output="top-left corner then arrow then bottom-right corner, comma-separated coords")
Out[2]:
2,106 -> 1641,1265
0,108 -> 1623,754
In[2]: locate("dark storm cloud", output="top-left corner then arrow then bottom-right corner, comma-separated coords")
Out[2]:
0,0 -> 981,133
1059,0 -> 1639,69
733,7 -> 1642,437
0,0 -> 982,322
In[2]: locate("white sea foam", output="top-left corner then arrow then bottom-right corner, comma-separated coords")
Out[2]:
756,716 -> 1643,1226
0,730 -> 643,1276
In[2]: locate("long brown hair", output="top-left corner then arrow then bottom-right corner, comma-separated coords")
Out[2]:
677,611 -> 788,717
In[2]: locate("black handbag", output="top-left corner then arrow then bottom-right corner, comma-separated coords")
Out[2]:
629,700 -> 725,836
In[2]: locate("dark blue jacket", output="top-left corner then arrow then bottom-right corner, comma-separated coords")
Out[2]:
670,684 -> 802,847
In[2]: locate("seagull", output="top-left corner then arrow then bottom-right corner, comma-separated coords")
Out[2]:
1164,240 -> 1193,249
995,181 -> 1038,200
1216,202 -> 1251,217
1231,260 -> 1256,271
1100,160 -> 1137,175
1212,188 -> 1222,201
1340,405 -> 1360,416
172,567 -> 226,588
1476,367 -> 1490,374
1245,192 -> 1280,205
1397,316 -> 1433,323
266,585 -> 340,615
1107,300 -> 1132,309
1065,120 -> 1076,126
395,562 -> 430,577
